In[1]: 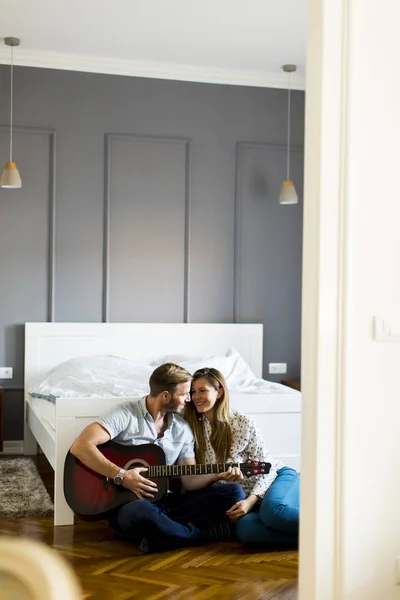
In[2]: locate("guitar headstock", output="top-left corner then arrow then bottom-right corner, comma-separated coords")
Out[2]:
242,460 -> 271,477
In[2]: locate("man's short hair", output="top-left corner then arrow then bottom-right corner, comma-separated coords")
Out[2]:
149,363 -> 192,396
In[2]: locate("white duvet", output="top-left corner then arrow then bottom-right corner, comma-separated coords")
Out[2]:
28,349 -> 296,400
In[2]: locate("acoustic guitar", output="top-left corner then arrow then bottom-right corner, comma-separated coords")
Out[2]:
63,441 -> 271,516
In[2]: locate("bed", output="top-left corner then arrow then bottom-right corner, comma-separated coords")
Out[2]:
24,322 -> 302,526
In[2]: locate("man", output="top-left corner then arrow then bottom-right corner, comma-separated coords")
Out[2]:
70,362 -> 245,552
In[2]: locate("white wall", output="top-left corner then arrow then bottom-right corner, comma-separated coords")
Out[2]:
300,1 -> 400,599
342,1 -> 400,597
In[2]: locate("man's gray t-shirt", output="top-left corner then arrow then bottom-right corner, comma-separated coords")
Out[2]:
97,396 -> 195,465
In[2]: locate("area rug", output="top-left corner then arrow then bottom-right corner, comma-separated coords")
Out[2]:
0,457 -> 54,518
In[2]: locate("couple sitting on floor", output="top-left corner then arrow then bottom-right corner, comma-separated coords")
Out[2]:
70,363 -> 300,553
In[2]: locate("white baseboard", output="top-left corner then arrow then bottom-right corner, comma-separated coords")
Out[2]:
0,440 -> 24,455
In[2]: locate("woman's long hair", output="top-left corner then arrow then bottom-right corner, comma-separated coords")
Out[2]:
184,368 -> 232,463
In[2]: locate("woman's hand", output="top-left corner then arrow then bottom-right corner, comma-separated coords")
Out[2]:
122,467 -> 158,499
217,466 -> 244,482
226,495 -> 258,520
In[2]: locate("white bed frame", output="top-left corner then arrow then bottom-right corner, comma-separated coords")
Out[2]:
24,322 -> 301,526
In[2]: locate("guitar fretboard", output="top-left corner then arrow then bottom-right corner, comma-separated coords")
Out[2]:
147,463 -> 251,478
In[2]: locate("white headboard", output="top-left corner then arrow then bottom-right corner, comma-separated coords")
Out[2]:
24,322 -> 263,391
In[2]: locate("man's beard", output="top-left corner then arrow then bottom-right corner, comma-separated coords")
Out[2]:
165,400 -> 184,413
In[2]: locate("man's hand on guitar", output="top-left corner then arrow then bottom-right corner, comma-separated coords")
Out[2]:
217,466 -> 243,482
122,467 -> 158,499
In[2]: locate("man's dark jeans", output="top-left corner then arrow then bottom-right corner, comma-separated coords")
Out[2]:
109,483 -> 245,552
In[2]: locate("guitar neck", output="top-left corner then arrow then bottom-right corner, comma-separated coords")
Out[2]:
147,462 -> 248,478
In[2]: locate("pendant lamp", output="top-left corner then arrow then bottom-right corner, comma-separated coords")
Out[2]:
279,64 -> 297,205
1,37 -> 22,189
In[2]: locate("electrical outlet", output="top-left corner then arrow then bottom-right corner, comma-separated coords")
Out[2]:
268,363 -> 287,375
0,367 -> 13,379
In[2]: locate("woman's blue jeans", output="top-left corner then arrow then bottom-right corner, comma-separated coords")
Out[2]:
236,466 -> 300,548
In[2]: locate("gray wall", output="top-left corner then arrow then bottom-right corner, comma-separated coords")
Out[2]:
0,66 -> 304,440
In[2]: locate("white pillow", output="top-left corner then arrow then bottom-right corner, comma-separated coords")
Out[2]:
150,348 -> 257,388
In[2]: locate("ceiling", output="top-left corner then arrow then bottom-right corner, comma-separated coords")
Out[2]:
1,0 -> 306,89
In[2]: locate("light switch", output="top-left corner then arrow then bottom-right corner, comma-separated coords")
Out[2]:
373,316 -> 400,342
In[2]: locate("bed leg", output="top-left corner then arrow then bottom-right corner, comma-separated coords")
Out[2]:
54,417 -> 76,526
54,471 -> 74,526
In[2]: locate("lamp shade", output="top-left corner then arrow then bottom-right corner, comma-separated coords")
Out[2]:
279,180 -> 298,205
0,162 -> 22,188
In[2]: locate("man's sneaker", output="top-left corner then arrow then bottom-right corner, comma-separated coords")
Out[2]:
199,521 -> 236,543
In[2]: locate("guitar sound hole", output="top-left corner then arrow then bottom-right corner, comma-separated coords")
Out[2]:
124,458 -> 150,471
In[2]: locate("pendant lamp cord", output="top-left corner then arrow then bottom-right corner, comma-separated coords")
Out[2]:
286,72 -> 291,181
9,44 -> 14,163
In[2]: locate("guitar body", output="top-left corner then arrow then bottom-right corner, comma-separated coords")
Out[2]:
64,441 -> 271,517
64,442 -> 167,516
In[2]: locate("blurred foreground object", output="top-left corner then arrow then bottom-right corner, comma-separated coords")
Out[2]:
0,536 -> 81,599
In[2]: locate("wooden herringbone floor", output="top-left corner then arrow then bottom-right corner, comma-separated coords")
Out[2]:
0,456 -> 298,599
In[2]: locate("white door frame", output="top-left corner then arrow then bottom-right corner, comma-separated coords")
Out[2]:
299,0 -> 349,598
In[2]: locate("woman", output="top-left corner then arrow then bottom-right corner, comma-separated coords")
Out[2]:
184,367 -> 300,548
